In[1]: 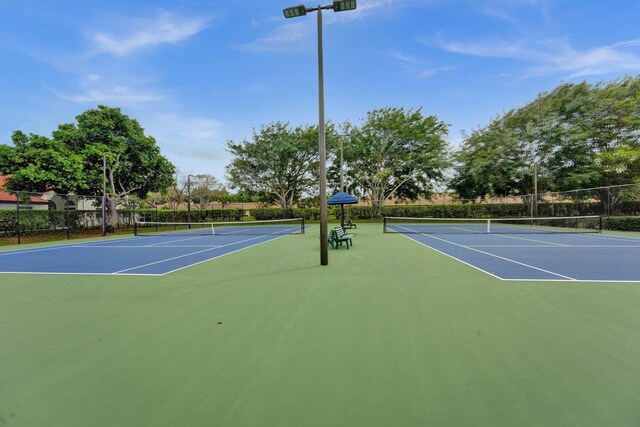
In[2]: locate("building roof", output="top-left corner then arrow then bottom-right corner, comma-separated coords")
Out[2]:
0,175 -> 49,204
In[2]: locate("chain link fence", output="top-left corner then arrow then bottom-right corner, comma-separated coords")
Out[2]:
449,183 -> 640,217
0,190 -> 248,245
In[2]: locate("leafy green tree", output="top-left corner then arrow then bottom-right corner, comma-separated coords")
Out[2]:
344,107 -> 449,217
226,122 -> 320,209
451,76 -> 640,211
189,174 -> 225,210
164,172 -> 188,211
451,119 -> 532,200
1,106 -> 175,231
1,131 -> 85,192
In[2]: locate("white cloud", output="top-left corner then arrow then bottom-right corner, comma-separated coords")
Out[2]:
353,0 -> 436,16
419,66 -> 456,78
141,112 -> 229,177
46,74 -> 164,106
240,0 -> 436,52
48,85 -> 163,105
237,21 -> 311,52
141,112 -> 224,153
88,9 -> 212,56
387,49 -> 455,79
477,0 -> 548,23
244,82 -> 269,92
388,50 -> 419,65
423,35 -> 640,78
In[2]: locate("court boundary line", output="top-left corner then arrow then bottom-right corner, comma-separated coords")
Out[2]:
0,236 -> 146,257
421,234 -> 576,280
114,233 -> 286,274
159,233 -> 292,276
467,244 -> 640,248
398,225 -> 576,280
397,233 -> 505,281
397,231 -> 640,282
0,271 -> 162,277
502,278 -> 640,283
396,227 -> 577,281
0,232 -> 298,276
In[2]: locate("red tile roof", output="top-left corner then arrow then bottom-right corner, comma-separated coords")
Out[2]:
0,175 -> 49,204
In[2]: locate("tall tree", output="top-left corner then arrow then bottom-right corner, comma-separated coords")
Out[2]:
1,131 -> 85,192
344,107 -> 449,217
451,77 -> 640,210
226,122 -> 320,209
189,174 -> 225,210
1,106 -> 175,231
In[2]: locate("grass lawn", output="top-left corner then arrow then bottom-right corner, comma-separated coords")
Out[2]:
1,223 -> 639,426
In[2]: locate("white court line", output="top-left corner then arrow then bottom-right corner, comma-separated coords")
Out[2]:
114,233 -> 283,274
449,226 -> 570,246
397,233 -> 504,280
488,233 -> 570,247
469,244 -> 640,248
0,271 -> 162,277
159,233 -> 292,276
568,232 -> 640,243
0,235 -> 148,257
143,235 -> 212,247
70,245 -> 221,249
397,225 -> 576,280
502,278 -> 640,283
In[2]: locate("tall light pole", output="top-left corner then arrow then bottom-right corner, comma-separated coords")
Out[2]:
102,153 -> 107,236
339,132 -> 351,193
340,135 -> 345,192
533,161 -> 538,217
283,0 -> 357,266
187,174 -> 192,223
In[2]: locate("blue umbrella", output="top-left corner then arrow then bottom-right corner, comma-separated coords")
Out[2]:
327,191 -> 358,227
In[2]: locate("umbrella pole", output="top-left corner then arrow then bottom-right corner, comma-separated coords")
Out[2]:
341,204 -> 345,228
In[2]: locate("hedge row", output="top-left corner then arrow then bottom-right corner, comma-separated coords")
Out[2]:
602,216 -> 640,232
135,208 -> 244,223
0,210 -> 104,237
3,203 -> 640,238
247,205 -> 640,232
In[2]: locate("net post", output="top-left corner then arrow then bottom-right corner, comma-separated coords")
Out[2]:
487,219 -> 491,233
134,221 -> 138,236
599,215 -> 603,233
383,216 -> 387,233
301,218 -> 305,234
211,223 -> 215,235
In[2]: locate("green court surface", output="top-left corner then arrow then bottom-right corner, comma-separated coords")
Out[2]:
1,223 -> 640,426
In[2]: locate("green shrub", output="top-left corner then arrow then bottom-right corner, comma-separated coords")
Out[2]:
602,216 -> 640,232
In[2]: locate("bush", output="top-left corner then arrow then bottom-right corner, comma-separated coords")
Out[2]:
134,208 -> 244,223
602,216 -> 640,232
251,208 -> 330,221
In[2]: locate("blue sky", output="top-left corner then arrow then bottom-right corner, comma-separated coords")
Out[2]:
2,0 -> 639,184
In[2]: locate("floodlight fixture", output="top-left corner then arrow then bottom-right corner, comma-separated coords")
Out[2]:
283,5 -> 307,18
333,0 -> 356,12
282,1 -> 357,266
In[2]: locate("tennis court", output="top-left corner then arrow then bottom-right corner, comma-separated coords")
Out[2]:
2,222 -> 640,427
384,216 -> 640,282
0,219 -> 305,276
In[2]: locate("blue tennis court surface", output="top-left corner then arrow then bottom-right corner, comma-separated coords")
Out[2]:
395,229 -> 640,282
0,233 -> 294,276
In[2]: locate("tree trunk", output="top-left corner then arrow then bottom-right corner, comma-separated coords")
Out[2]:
371,198 -> 385,219
105,195 -> 118,233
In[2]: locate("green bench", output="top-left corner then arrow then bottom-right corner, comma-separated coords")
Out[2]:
329,227 -> 354,249
343,219 -> 357,229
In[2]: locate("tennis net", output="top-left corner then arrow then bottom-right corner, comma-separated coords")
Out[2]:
383,215 -> 602,234
135,218 -> 305,237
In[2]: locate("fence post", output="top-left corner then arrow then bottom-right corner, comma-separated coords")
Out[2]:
16,191 -> 21,245
64,195 -> 70,240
